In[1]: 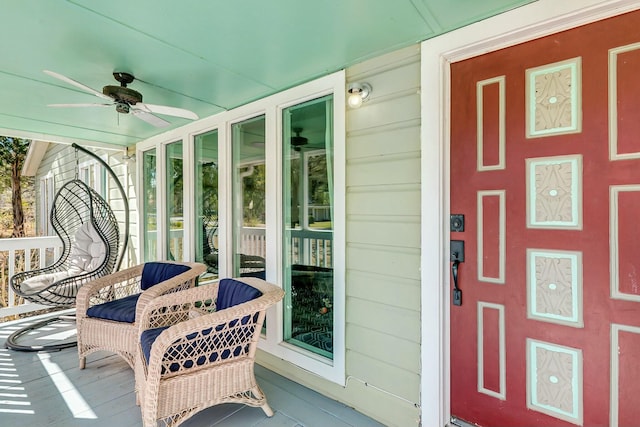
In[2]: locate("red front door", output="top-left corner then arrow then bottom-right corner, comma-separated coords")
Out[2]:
450,10 -> 640,427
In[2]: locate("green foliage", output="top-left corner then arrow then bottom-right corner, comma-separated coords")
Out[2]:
243,164 -> 266,226
0,136 -> 30,191
199,161 -> 218,214
0,136 -> 32,237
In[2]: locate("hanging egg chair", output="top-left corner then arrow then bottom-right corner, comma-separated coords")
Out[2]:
7,143 -> 129,351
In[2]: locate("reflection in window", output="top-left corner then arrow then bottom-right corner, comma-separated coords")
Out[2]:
142,149 -> 157,262
194,130 -> 219,278
231,116 -> 266,279
283,95 -> 334,359
166,141 -> 184,261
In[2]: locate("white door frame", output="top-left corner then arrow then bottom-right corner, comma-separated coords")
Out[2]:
419,0 -> 640,425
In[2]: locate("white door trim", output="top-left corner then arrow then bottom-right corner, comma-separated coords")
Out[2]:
419,1 -> 640,425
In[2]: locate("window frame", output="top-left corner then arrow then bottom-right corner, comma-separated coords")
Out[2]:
78,158 -> 107,198
39,173 -> 55,236
135,70 -> 346,384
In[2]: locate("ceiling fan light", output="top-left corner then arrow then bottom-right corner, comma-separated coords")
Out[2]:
115,102 -> 130,114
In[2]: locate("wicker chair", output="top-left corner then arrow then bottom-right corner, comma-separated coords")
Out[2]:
76,261 -> 206,370
134,277 -> 284,427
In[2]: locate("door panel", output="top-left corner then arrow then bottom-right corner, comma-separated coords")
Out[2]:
450,10 -> 640,427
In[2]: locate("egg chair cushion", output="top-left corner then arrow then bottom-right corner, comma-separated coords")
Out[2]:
19,222 -> 106,293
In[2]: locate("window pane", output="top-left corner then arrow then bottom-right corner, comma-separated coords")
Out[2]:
142,149 -> 157,262
194,130 -> 219,278
282,95 -> 334,358
232,116 -> 266,279
166,141 -> 184,261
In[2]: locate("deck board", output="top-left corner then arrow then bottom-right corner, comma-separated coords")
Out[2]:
0,312 -> 384,427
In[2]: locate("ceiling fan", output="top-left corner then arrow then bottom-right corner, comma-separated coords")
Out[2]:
44,70 -> 199,128
291,127 -> 308,151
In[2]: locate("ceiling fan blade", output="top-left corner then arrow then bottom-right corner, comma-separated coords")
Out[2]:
48,103 -> 113,108
131,109 -> 171,128
134,102 -> 199,120
43,70 -> 113,101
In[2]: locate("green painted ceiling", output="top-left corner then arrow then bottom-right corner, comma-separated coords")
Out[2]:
1,0 -> 535,148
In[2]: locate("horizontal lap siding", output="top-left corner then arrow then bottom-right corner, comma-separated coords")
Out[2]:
344,44 -> 421,426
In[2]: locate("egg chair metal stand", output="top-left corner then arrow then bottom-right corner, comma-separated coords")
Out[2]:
6,143 -> 129,351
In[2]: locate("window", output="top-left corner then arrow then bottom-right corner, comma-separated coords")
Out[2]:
39,174 -> 54,236
194,130 -> 219,277
166,141 -> 184,261
142,149 -> 157,262
136,71 -> 345,383
232,116 -> 266,279
78,159 -> 106,197
282,96 -> 335,359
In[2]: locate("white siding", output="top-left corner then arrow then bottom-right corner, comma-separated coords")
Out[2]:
345,44 -> 421,426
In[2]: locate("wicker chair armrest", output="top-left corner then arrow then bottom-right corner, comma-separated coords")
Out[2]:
138,280 -> 220,331
135,262 -> 206,321
76,264 -> 144,316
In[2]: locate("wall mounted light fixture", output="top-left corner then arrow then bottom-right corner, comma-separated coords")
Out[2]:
123,145 -> 136,161
347,82 -> 372,108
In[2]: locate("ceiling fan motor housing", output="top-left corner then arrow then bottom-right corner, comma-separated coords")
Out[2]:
103,85 -> 143,105
291,127 -> 308,147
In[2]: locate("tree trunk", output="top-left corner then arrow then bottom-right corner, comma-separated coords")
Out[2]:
11,159 -> 24,238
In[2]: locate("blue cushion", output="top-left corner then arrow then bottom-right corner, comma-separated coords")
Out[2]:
240,270 -> 266,280
140,262 -> 191,291
216,278 -> 262,310
86,293 -> 140,323
140,326 -> 169,364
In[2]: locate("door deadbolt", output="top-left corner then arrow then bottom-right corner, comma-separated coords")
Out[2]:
450,214 -> 464,232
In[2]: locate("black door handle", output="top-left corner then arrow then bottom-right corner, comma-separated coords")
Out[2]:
451,260 -> 462,306
450,240 -> 464,306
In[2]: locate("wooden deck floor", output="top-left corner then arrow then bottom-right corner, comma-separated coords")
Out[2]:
0,312 -> 384,427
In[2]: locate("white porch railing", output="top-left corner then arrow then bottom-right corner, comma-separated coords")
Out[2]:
0,236 -> 62,317
241,227 -> 332,268
147,226 -> 332,268
290,229 -> 332,268
145,229 -> 185,261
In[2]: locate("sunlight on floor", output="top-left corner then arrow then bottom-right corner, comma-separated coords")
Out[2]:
0,349 -> 34,415
37,352 -> 97,419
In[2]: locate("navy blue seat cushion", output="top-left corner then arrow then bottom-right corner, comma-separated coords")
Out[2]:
141,262 -> 191,291
140,326 -> 169,364
86,293 -> 140,323
216,278 -> 262,310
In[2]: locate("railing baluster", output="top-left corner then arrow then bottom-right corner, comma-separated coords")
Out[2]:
1,236 -> 62,313
25,248 -> 31,272
8,249 -> 15,307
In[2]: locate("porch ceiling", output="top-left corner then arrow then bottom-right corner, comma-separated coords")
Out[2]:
1,0 -> 535,148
